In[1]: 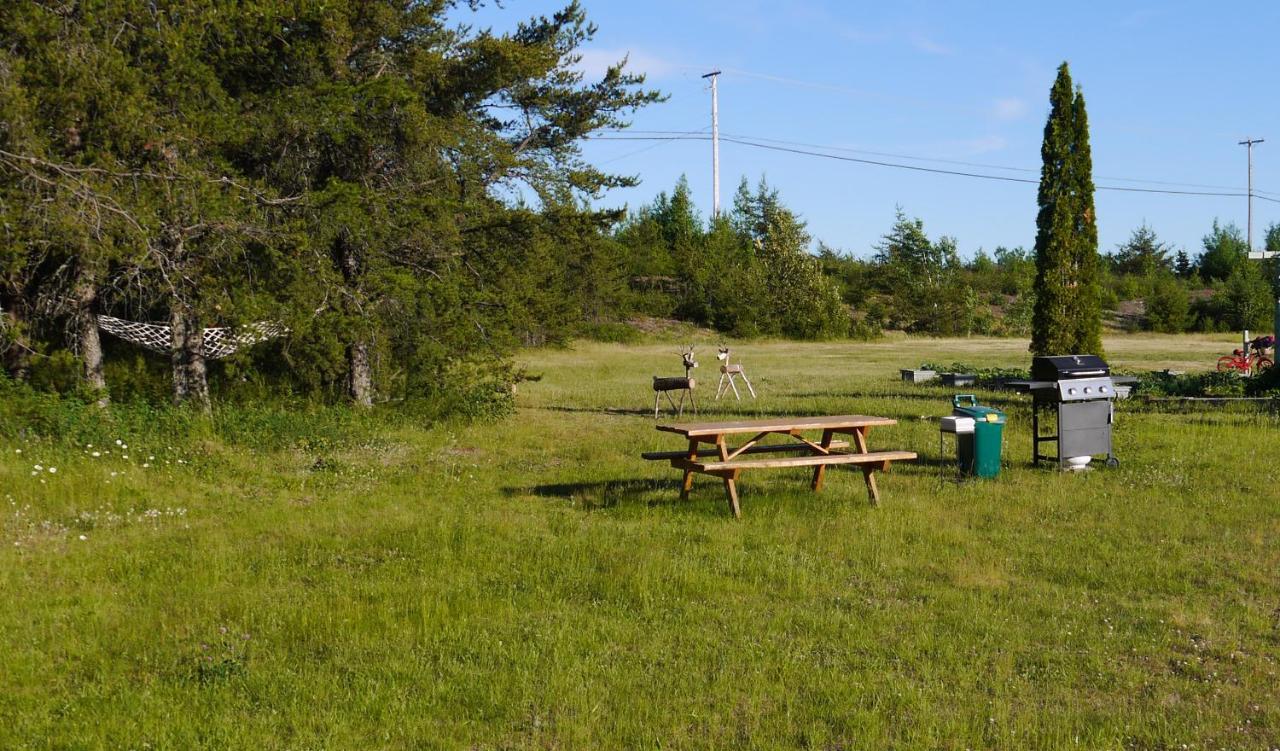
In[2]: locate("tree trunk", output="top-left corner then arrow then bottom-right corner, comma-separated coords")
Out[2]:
170,302 -> 210,413
337,234 -> 372,407
0,301 -> 31,381
72,263 -> 109,407
347,340 -> 373,407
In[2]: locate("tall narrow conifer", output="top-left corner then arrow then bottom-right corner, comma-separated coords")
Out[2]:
1031,63 -> 1103,356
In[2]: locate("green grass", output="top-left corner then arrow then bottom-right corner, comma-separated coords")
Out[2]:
3,334 -> 1279,749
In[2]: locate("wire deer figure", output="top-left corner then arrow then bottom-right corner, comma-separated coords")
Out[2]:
652,346 -> 698,418
715,346 -> 756,400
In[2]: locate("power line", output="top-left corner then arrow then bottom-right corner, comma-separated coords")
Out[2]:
604,128 -> 1280,196
596,127 -> 709,165
591,133 -> 1266,199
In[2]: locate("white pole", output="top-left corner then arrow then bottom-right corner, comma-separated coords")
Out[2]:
1240,138 -> 1264,252
703,70 -> 721,217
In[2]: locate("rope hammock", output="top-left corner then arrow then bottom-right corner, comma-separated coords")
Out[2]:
97,315 -> 287,359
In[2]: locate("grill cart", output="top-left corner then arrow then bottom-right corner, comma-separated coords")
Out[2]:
1008,355 -> 1138,471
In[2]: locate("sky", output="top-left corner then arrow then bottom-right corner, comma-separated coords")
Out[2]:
464,1 -> 1280,260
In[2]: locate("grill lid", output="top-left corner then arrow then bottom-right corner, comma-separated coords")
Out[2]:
1032,354 -> 1109,381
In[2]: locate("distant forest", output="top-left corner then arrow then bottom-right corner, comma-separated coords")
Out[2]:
618,176 -> 1280,342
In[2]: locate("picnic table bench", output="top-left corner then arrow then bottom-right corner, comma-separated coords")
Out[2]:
644,415 -> 917,517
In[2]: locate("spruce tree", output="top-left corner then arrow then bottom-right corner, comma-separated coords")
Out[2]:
1031,63 -> 1102,356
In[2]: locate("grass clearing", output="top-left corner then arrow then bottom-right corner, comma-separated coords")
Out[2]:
3,334 -> 1279,748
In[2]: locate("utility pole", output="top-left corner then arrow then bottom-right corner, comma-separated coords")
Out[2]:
702,70 -> 721,217
1241,138 -> 1279,337
1240,138 -> 1264,252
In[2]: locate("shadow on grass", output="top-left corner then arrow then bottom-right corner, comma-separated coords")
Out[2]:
506,457 -> 946,515
538,405 -> 657,417
504,478 -> 711,513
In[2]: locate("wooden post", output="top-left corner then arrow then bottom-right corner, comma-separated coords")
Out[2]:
680,439 -> 698,500
811,428 -> 834,491
716,436 -> 741,518
852,427 -> 879,505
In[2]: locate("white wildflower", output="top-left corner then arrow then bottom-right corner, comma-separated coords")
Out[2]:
122,455 -> 129,460
91,451 -> 101,458
115,439 -> 122,446
48,467 -> 56,474
33,464 -> 43,471
78,534 -> 87,541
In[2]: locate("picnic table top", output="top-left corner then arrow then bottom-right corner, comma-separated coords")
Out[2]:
656,414 -> 898,438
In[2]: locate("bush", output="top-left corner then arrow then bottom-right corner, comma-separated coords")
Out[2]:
1145,276 -> 1192,333
579,322 -> 642,344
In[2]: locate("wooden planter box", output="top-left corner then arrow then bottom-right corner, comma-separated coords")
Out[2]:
900,369 -> 937,384
941,373 -> 976,387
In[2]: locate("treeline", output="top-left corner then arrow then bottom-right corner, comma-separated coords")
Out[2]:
617,176 -> 1279,339
611,177 -> 1034,339
0,1 -> 659,411
1102,221 -> 1279,334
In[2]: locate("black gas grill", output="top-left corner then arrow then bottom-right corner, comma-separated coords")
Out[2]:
1010,355 -> 1134,470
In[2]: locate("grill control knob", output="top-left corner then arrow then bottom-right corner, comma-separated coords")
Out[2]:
1067,388 -> 1076,395
1100,386 -> 1109,394
1084,387 -> 1092,394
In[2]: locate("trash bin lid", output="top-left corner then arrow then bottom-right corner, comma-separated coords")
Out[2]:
953,404 -> 1006,423
940,416 -> 975,433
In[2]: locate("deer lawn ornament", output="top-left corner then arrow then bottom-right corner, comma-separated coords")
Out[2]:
652,346 -> 698,418
715,346 -> 756,400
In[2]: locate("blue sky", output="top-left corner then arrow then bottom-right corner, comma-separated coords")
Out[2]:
467,1 -> 1280,259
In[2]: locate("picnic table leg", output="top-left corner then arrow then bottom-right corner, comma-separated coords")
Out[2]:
716,436 -> 741,518
862,467 -> 881,506
811,428 -> 835,491
852,428 -> 880,505
680,439 -> 698,500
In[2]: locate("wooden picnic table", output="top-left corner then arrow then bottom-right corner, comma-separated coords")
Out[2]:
643,415 -> 917,517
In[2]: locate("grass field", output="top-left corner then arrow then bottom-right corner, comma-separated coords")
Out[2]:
3,334 -> 1279,749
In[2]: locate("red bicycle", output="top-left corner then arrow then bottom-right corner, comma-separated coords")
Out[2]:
1217,336 -> 1274,375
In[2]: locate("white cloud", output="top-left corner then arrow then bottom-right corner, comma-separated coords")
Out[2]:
992,97 -> 1028,121
959,135 -> 1008,155
574,48 -> 688,80
909,33 -> 952,55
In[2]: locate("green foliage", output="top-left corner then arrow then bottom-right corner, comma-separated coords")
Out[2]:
614,176 -> 851,340
1032,62 -> 1102,357
1145,275 -> 1193,333
1174,249 -> 1195,279
1136,369 -> 1248,398
0,1 -> 662,413
873,209 -> 963,333
1109,225 -> 1173,277
1218,262 -> 1274,331
1198,220 -> 1248,282
917,362 -> 1029,387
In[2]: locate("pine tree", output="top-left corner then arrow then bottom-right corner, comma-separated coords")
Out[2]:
1112,225 -> 1172,277
1031,63 -> 1102,356
1174,249 -> 1194,279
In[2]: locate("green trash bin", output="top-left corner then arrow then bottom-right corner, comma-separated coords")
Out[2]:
951,394 -> 1006,478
